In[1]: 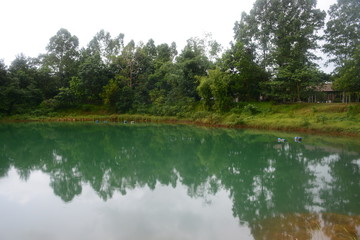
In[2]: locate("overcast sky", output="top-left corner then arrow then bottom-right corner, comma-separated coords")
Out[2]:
1,0 -> 336,71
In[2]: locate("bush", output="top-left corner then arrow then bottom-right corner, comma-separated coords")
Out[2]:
301,117 -> 311,127
347,105 -> 360,117
230,107 -> 243,114
261,107 -> 273,115
316,115 -> 328,124
191,111 -> 211,120
224,113 -> 245,125
243,104 -> 261,115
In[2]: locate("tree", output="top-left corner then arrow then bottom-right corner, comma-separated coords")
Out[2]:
333,45 -> 360,98
234,0 -> 325,101
54,77 -> 85,107
113,40 -> 138,88
155,43 -> 175,66
323,0 -> 360,102
323,0 -> 360,67
0,60 -> 9,114
77,53 -> 111,103
100,75 -> 134,112
1,54 -> 43,114
88,30 -> 124,65
0,60 -> 7,86
197,68 -> 232,112
43,28 -> 80,88
221,41 -> 269,101
131,40 -> 159,109
175,38 -> 211,100
197,73 -> 215,111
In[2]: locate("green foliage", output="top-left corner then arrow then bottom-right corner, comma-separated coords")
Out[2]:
347,105 -> 360,117
276,66 -> 323,102
150,96 -> 195,117
0,7 -> 358,119
87,29 -> 124,65
191,111 -> 211,120
53,77 -> 85,108
0,55 -> 44,114
100,75 -> 133,113
316,115 -> 328,124
101,79 -> 120,106
221,41 -> 269,101
223,113 -> 245,125
234,0 -> 325,102
176,38 -> 211,99
42,28 -> 80,88
301,117 -> 311,128
243,104 -> 261,115
197,75 -> 213,110
333,45 -> 360,93
78,53 -> 110,103
324,0 -> 360,67
324,0 -> 360,99
197,68 -> 233,112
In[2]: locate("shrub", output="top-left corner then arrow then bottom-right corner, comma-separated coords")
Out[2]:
301,117 -> 311,127
191,111 -> 211,120
316,115 -> 328,124
347,105 -> 360,117
243,104 -> 261,115
224,113 -> 245,125
261,107 -> 273,115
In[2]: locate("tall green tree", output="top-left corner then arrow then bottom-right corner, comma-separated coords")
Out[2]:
77,53 -> 111,103
234,0 -> 325,101
42,28 -> 80,88
1,54 -> 43,114
88,30 -> 124,65
113,40 -> 138,88
0,60 -> 9,114
323,0 -> 360,67
0,60 -> 7,86
100,75 -> 134,112
175,38 -> 211,100
131,40 -> 159,109
333,45 -> 360,96
323,0 -> 360,101
221,42 -> 269,101
197,68 -> 232,112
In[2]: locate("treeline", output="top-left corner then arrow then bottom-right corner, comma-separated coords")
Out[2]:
0,0 -> 359,116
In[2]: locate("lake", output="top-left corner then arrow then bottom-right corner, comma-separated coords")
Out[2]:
0,122 -> 359,240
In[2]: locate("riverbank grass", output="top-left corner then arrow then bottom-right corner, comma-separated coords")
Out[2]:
1,103 -> 360,136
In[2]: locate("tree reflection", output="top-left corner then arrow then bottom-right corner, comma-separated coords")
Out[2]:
253,213 -> 360,240
0,123 -> 359,237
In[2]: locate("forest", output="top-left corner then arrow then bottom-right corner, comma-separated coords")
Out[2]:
0,0 -> 359,117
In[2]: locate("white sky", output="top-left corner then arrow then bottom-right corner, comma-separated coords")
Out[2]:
1,0 -> 336,71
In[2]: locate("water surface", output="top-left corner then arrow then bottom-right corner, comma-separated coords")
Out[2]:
0,123 -> 359,240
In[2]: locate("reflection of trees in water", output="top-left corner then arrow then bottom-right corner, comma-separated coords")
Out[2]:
318,152 -> 360,214
252,213 -> 360,240
0,123 -> 359,235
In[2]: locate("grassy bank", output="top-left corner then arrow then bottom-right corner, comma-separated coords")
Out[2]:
1,103 -> 360,136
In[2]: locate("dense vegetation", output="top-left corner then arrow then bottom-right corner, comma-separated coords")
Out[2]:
0,0 -> 359,118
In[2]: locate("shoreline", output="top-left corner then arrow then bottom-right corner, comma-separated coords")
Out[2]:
1,113 -> 359,138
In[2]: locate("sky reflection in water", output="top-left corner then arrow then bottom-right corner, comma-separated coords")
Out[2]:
0,168 -> 251,240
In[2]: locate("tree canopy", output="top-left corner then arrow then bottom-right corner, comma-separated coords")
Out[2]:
0,0 -> 359,116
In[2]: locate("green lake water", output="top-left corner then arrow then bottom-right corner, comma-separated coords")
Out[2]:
0,122 -> 359,240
